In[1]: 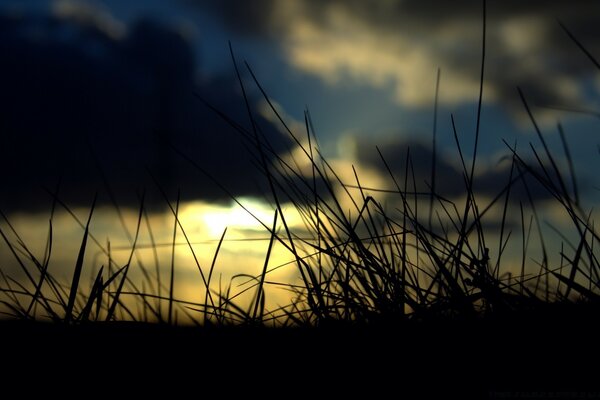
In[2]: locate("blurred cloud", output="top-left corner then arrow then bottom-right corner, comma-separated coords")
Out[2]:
2,1 -> 596,214
53,0 -> 126,39
198,0 -> 600,116
0,5 -> 296,212
348,135 -> 556,204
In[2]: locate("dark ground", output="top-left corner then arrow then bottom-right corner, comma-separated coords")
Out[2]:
1,308 -> 598,399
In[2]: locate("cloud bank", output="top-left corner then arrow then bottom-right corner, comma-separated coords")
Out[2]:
0,6 -> 295,211
200,0 -> 600,114
349,135 -> 555,205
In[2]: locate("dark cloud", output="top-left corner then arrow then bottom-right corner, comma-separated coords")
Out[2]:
354,136 -> 557,204
202,0 -> 592,34
0,10 -> 294,212
195,0 -> 600,114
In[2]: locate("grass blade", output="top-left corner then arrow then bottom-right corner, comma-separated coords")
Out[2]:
65,195 -> 96,322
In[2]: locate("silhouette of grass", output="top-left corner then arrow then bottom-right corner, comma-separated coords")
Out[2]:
2,6 -> 600,396
0,1 -> 597,343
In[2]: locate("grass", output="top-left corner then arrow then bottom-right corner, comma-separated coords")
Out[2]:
1,6 -> 599,395
1,14 -> 599,328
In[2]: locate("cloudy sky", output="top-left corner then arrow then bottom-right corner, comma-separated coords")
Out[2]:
0,0 -> 599,211
2,0 -> 600,315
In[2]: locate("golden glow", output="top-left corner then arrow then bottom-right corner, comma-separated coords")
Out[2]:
180,198 -> 281,238
0,198 -> 306,322
0,165 -> 587,323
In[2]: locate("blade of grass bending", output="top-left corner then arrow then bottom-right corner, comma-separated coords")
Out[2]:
232,45 -> 326,317
550,269 -> 599,301
557,123 -> 580,206
563,229 -> 587,300
34,184 -> 59,315
558,21 -> 600,70
251,210 -> 278,322
493,148 -> 517,278
519,203 -> 533,295
42,188 -> 108,259
26,219 -> 59,319
79,265 -> 104,322
463,0 -> 487,206
429,68 -> 441,232
468,0 -> 487,187
168,190 -> 181,325
511,138 -> 600,267
106,193 -> 145,321
510,128 -> 598,295
450,114 -> 480,281
401,144 -> 411,315
204,227 -> 227,324
352,166 -> 389,267
377,145 -> 424,305
0,299 -> 27,318
448,0 -> 488,291
87,141 -> 132,239
450,115 -> 469,182
171,119 -> 334,279
217,276 -> 255,323
65,194 -> 96,322
142,205 -> 163,321
229,42 -> 260,142
147,170 -> 215,315
517,98 -> 598,281
0,271 -> 28,316
518,89 -> 567,197
101,264 -> 128,290
171,142 -> 316,293
0,213 -> 39,291
0,270 -> 21,305
304,109 -> 325,298
10,225 -> 67,314
89,144 -> 159,299
130,191 -> 161,299
245,60 -> 307,155
96,265 -> 137,321
521,167 -> 549,297
95,275 -> 103,321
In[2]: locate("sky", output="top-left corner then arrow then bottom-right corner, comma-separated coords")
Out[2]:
1,0 -> 599,316
1,0 -> 599,210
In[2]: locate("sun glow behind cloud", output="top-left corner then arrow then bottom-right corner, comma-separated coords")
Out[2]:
0,198 -> 310,322
180,197 -> 284,238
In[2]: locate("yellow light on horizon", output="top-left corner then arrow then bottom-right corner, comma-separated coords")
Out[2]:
179,197 -> 300,238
